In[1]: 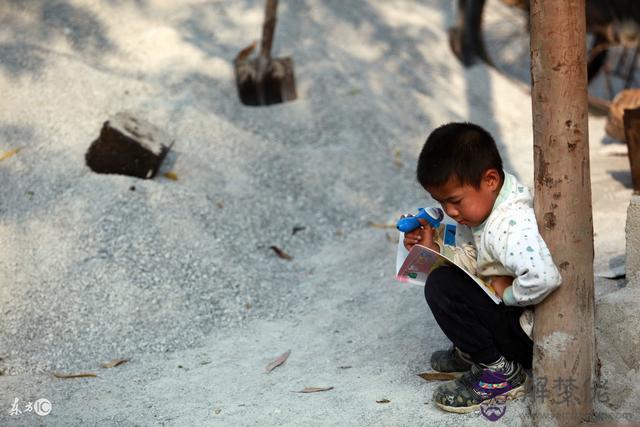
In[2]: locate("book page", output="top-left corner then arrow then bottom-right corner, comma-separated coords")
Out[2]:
396,244 -> 501,304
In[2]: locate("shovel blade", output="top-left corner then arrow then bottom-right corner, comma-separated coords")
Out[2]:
234,55 -> 297,106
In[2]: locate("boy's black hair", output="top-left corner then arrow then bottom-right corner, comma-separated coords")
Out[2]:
416,122 -> 504,189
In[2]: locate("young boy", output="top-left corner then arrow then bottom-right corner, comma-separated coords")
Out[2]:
403,122 -> 561,413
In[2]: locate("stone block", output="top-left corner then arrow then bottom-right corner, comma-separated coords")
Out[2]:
596,286 -> 640,372
86,112 -> 173,179
625,195 -> 640,282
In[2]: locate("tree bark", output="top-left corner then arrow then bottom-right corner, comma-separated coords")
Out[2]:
529,0 -> 596,424
624,107 -> 640,193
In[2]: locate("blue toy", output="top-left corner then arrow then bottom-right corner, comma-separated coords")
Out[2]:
396,207 -> 444,233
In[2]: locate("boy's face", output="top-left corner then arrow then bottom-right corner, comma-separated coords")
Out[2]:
426,169 -> 502,228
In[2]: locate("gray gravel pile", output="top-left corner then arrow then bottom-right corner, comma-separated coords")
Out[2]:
0,0 -> 435,375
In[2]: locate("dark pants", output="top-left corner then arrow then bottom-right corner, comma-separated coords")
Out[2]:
424,266 -> 533,368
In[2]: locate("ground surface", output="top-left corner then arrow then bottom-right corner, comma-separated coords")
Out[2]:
0,0 -> 637,425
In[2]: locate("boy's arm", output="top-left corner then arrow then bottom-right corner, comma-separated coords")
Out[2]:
489,210 -> 562,307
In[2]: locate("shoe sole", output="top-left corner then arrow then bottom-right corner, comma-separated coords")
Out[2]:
434,376 -> 530,414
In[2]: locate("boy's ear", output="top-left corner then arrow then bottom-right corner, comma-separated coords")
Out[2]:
483,169 -> 501,191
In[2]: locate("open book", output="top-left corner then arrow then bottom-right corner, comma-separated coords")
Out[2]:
396,244 -> 502,305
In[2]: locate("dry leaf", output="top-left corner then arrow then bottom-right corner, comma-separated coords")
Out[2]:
216,201 -> 224,209
367,221 -> 395,229
0,148 -> 20,161
376,399 -> 391,404
101,358 -> 129,369
295,386 -> 334,393
338,366 -> 352,369
418,371 -> 460,381
53,372 -> 98,379
163,171 -> 178,180
270,246 -> 293,261
235,41 -> 257,62
393,148 -> 403,168
292,226 -> 306,235
265,350 -> 291,373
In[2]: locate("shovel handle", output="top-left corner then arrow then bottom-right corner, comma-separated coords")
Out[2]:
260,0 -> 278,60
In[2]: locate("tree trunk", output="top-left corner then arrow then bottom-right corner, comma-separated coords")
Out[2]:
529,0 -> 596,424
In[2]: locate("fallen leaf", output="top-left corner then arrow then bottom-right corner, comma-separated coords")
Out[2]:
216,201 -> 224,209
163,171 -> 178,180
235,41 -> 257,62
266,350 -> 291,373
335,229 -> 343,236
393,148 -> 403,168
214,408 -> 222,415
376,399 -> 391,404
367,221 -> 395,229
418,371 -> 459,381
101,358 -> 129,369
53,372 -> 98,379
0,148 -> 20,161
270,246 -> 293,261
338,366 -> 352,370
295,387 -> 334,393
292,226 -> 306,235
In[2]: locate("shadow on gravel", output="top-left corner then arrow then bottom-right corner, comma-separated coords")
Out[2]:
0,0 -> 116,77
175,0 -> 441,133
609,169 -> 633,188
171,0 -> 516,203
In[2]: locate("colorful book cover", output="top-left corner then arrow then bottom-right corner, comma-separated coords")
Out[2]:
396,244 -> 502,305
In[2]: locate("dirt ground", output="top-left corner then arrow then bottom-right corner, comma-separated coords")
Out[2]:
0,1 -> 637,425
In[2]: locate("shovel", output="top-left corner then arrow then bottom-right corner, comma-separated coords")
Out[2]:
234,0 -> 297,106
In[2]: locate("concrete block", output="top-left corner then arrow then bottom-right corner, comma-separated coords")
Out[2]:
86,112 -> 173,179
596,286 -> 640,373
625,195 -> 640,281
596,286 -> 640,412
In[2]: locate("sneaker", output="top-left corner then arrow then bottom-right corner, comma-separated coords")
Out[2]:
430,346 -> 473,374
432,358 -> 529,413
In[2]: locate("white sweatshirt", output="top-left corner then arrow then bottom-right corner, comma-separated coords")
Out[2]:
470,172 -> 562,306
398,172 -> 562,307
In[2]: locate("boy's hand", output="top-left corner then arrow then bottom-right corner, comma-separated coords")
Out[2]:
490,276 -> 514,299
402,216 -> 439,252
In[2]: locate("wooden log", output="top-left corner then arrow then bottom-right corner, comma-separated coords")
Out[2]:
606,89 -> 640,142
623,107 -> 640,193
529,0 -> 596,424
